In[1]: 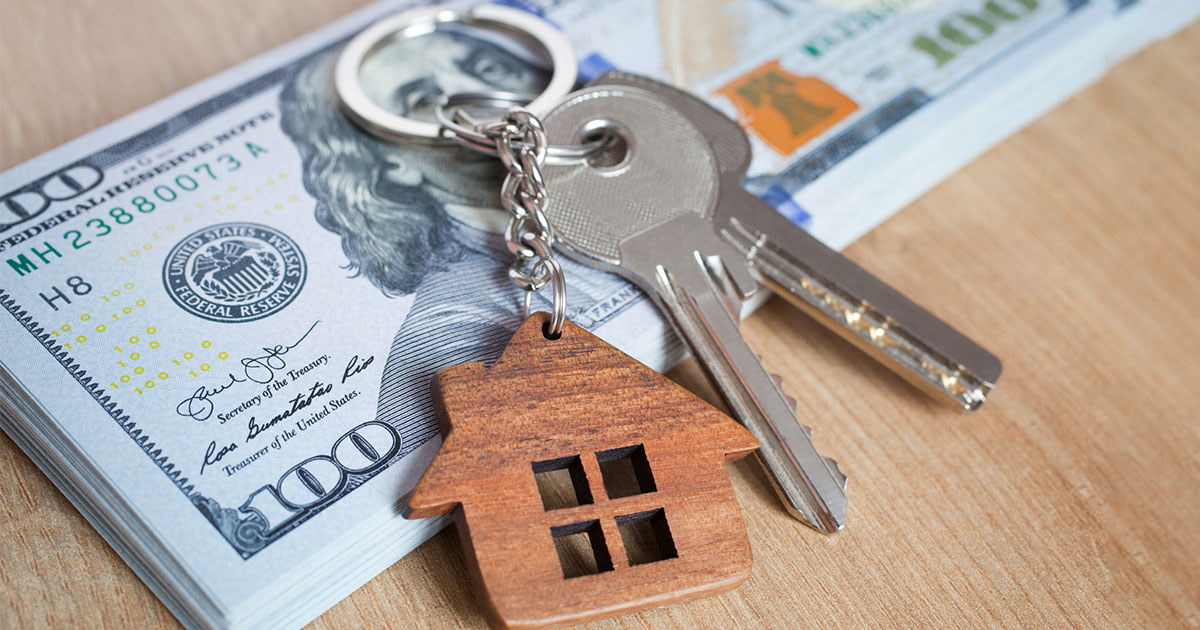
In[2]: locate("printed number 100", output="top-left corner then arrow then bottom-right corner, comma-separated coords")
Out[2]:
237,422 -> 400,535
912,0 -> 1038,67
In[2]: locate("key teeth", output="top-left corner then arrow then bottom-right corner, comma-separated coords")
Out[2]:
824,457 -> 847,490
763,369 -> 846,501
766,370 -> 785,395
768,372 -> 799,414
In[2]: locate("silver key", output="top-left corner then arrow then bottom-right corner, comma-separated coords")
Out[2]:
591,72 -> 1003,411
541,86 -> 847,532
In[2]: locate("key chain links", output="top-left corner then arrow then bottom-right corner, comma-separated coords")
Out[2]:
434,91 -> 613,340
335,6 -> 587,339
487,105 -> 566,339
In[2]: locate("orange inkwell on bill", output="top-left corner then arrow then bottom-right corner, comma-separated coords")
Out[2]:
717,60 -> 858,155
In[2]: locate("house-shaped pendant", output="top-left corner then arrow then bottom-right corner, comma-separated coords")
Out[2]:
405,313 -> 760,629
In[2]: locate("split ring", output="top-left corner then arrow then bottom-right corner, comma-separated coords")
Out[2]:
335,5 -> 577,143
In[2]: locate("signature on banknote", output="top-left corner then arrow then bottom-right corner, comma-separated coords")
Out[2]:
174,321 -> 321,422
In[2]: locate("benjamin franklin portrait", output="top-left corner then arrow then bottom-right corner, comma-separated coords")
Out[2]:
277,29 -> 632,446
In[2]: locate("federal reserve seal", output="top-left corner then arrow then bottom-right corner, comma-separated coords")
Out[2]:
163,223 -> 306,323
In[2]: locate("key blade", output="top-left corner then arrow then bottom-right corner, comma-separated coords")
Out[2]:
655,262 -> 847,530
721,186 -> 1002,410
622,217 -> 848,532
541,82 -> 847,529
592,73 -> 1003,410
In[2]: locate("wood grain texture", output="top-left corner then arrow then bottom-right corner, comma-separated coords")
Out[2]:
1,2 -> 1199,629
407,314 -> 758,628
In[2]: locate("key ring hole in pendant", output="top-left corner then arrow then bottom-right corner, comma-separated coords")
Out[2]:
575,120 -> 632,172
520,289 -> 563,341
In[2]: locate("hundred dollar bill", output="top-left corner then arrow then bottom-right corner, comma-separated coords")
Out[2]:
0,0 -> 1193,628
530,0 -> 1198,248
0,1 -> 677,627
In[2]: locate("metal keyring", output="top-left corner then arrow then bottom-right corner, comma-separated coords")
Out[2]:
434,91 -> 609,165
335,5 -> 577,144
521,231 -> 566,338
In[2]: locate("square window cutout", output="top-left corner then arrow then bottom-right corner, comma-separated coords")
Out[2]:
532,455 -> 593,511
616,509 -> 678,566
551,520 -> 613,579
595,444 -> 656,499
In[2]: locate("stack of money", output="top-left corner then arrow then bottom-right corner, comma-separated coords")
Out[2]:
0,0 -> 1193,628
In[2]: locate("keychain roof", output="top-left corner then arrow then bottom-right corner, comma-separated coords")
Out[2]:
406,313 -> 760,629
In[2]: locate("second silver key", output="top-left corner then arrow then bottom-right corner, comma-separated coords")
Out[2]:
541,86 -> 847,532
591,71 -> 1002,411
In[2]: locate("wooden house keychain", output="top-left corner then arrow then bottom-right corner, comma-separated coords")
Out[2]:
404,87 -> 761,630
337,8 -> 760,627
405,309 -> 761,629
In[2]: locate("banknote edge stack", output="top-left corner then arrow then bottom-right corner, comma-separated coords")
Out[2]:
0,373 -> 454,629
0,1 -> 1197,629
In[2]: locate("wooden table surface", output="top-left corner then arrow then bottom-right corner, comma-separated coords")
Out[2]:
2,2 -> 1198,629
